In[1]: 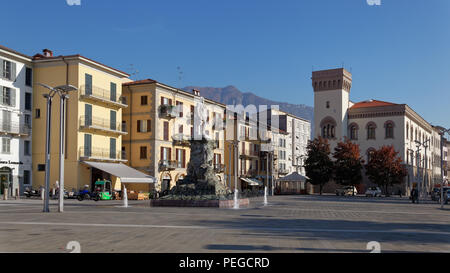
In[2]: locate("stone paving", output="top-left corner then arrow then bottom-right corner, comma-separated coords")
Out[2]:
0,195 -> 449,253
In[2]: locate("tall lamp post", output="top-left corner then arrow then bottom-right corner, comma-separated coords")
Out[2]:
38,83 -> 77,213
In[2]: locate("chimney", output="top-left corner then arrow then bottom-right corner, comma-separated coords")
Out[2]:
192,89 -> 200,96
42,49 -> 53,57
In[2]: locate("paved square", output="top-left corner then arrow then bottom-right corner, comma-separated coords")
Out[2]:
0,195 -> 449,253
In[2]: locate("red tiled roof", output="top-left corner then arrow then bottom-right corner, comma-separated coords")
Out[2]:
33,54 -> 130,77
123,79 -> 157,86
350,99 -> 397,109
0,44 -> 32,59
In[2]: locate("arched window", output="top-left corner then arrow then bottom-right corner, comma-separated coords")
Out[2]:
326,101 -> 330,108
384,120 -> 395,139
348,123 -> 359,140
366,122 -> 377,140
320,116 -> 336,139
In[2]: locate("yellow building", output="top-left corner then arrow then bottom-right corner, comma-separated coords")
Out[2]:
122,80 -> 226,192
32,49 -> 153,193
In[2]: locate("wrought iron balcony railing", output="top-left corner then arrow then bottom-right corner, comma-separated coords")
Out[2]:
240,169 -> 258,178
159,104 -> 177,119
79,85 -> 127,108
172,134 -> 191,147
240,149 -> 259,159
159,160 -> 178,171
79,147 -> 124,161
0,121 -> 31,136
79,116 -> 127,135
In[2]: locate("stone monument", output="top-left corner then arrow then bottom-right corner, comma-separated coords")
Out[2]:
162,97 -> 230,199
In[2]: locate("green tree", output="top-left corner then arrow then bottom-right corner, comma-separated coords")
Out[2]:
304,137 -> 333,195
332,138 -> 364,193
365,145 -> 407,196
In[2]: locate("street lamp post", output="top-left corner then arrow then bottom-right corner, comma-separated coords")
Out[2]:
43,94 -> 53,212
38,84 -> 77,213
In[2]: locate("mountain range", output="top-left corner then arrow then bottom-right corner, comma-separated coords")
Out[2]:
182,85 -> 314,123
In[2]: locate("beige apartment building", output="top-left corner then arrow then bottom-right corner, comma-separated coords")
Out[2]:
32,49 -> 153,193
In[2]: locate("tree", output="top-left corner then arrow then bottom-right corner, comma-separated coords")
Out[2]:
332,138 -> 364,193
365,145 -> 407,196
304,137 -> 334,195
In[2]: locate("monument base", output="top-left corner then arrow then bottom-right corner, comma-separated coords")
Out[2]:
150,198 -> 250,208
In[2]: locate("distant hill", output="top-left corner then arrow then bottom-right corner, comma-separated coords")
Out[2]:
182,85 -> 314,123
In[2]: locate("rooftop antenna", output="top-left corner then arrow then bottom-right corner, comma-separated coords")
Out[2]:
128,64 -> 139,80
177,66 -> 183,88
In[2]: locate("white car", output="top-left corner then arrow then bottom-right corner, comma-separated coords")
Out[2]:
365,187 -> 382,197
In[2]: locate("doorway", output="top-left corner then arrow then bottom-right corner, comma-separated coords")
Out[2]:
0,167 -> 12,196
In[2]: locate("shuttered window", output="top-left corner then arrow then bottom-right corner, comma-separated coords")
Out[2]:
110,82 -> 117,102
110,138 -> 116,159
84,134 -> 92,157
0,86 -> 15,107
1,60 -> 15,81
163,121 -> 169,141
137,120 -> 151,132
85,74 -> 92,95
84,104 -> 92,126
110,110 -> 116,130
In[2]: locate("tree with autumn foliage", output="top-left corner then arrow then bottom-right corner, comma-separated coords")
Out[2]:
365,145 -> 407,196
304,137 -> 334,195
332,139 -> 364,191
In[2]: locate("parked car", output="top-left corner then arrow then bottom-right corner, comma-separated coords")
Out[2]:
365,187 -> 382,197
336,186 -> 358,196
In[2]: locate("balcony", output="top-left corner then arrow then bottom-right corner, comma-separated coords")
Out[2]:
159,160 -> 178,171
278,168 -> 289,175
79,147 -> 126,162
172,134 -> 191,147
159,104 -> 177,119
79,85 -> 127,108
240,169 -> 258,178
0,121 -> 31,137
214,163 -> 225,173
79,116 -> 127,135
240,149 -> 259,159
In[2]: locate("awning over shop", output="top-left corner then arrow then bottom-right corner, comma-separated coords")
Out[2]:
83,161 -> 156,183
241,178 -> 263,186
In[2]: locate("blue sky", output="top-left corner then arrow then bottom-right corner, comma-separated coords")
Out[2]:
3,0 -> 450,128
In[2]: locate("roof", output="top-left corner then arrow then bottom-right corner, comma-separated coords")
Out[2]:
83,161 -> 156,183
33,54 -> 130,77
0,44 -> 32,60
350,99 -> 398,109
123,79 -> 157,86
277,172 -> 308,182
123,78 -> 227,107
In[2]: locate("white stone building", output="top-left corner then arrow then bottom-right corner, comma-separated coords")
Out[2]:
0,45 -> 33,197
313,68 -> 441,195
256,109 -> 311,176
